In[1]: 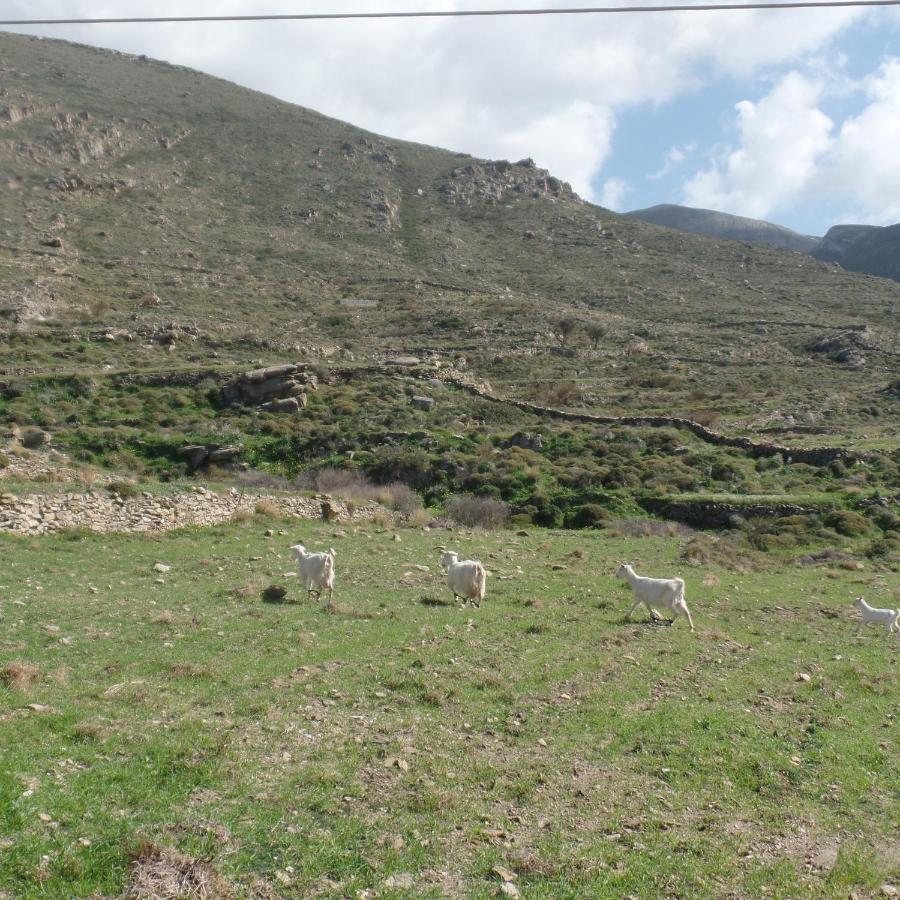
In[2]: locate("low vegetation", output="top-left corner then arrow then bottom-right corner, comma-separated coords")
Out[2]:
0,521 -> 897,897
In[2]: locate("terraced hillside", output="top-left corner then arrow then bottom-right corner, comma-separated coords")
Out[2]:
0,31 -> 898,523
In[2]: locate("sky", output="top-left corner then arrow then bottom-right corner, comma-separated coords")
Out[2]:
3,0 -> 900,235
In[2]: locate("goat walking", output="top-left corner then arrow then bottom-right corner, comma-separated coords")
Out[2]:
289,544 -> 336,611
616,563 -> 694,631
854,596 -> 899,635
440,550 -> 487,607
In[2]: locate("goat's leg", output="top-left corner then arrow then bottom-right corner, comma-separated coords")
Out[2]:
680,602 -> 695,632
325,586 -> 333,613
626,599 -> 642,620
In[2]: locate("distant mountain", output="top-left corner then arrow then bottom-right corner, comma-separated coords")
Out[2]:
624,204 -> 820,253
813,224 -> 900,282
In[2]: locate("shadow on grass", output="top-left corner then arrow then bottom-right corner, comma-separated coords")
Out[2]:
419,595 -> 455,607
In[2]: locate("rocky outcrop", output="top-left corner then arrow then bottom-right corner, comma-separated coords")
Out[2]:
0,487 -> 382,536
438,158 -> 579,207
806,328 -> 871,368
181,444 -> 243,472
220,364 -> 317,409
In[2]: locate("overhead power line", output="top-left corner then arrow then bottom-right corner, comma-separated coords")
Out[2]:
2,2 -> 899,26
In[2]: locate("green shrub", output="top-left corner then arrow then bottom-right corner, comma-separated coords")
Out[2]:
568,504 -> 610,529
824,509 -> 871,537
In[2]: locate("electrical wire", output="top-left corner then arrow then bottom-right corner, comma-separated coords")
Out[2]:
2,1 -> 899,27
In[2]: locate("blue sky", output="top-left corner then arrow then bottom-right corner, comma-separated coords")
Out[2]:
4,1 -> 900,234
600,12 -> 900,234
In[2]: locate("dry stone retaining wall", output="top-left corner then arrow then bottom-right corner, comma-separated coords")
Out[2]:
0,487 -> 383,537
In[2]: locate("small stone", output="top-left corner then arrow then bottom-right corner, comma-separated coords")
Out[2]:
500,883 -> 520,898
492,866 -> 517,882
383,873 -> 415,890
153,563 -> 171,573
796,672 -> 811,683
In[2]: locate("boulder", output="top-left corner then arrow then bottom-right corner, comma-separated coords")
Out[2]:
410,395 -> 434,410
259,396 -> 302,413
21,428 -> 51,449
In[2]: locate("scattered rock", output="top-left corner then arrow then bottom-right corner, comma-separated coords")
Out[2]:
383,873 -> 414,890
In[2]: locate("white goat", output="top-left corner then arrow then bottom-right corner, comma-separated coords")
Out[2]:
616,562 -> 694,631
289,544 -> 336,611
440,550 -> 487,607
854,596 -> 899,635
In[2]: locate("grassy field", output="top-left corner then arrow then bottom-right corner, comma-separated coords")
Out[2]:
1,518 -> 897,898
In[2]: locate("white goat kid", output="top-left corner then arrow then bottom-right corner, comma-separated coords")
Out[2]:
440,550 -> 487,607
616,562 -> 694,631
289,544 -> 336,611
853,596 -> 899,635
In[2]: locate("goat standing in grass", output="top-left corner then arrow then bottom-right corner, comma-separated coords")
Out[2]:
440,550 -> 487,607
616,563 -> 694,631
289,544 -> 336,611
854,596 -> 899,635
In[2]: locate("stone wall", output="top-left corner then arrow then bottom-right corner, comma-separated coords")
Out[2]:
439,373 -> 865,466
0,487 -> 383,537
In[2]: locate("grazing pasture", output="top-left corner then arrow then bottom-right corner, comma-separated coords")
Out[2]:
0,520 -> 897,898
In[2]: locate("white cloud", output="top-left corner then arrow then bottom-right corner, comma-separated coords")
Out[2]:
648,144 -> 694,181
679,58 -> 900,225
822,59 -> 900,223
1,0 -> 874,206
598,177 -> 628,210
682,72 -> 833,219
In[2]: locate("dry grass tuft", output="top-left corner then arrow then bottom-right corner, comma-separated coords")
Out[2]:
154,610 -> 176,626
168,663 -> 209,679
124,842 -> 234,899
253,499 -> 282,519
230,579 -> 263,600
0,661 -> 41,691
72,722 -> 105,741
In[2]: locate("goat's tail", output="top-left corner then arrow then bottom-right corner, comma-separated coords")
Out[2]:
474,562 -> 487,602
673,577 -> 685,600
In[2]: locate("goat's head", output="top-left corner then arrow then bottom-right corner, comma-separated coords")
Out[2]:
440,550 -> 458,569
853,596 -> 866,608
614,563 -> 632,579
288,544 -> 307,560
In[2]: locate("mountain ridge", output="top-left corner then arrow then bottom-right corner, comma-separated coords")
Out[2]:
624,203 -> 820,253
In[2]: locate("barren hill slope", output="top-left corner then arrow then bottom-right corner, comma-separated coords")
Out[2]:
1,31 -> 899,451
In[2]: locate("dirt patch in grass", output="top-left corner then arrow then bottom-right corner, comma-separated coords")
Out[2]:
0,661 -> 40,691
124,842 -> 234,899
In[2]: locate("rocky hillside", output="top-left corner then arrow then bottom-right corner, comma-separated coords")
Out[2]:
813,223 -> 900,282
1,31 -> 899,464
623,204 -> 819,253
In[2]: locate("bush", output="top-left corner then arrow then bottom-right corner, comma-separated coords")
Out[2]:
106,480 -> 140,499
446,494 -> 509,528
568,504 -> 610,529
824,509 -> 871,537
254,499 -> 283,519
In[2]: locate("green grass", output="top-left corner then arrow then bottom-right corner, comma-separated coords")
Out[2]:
1,521 -> 897,897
